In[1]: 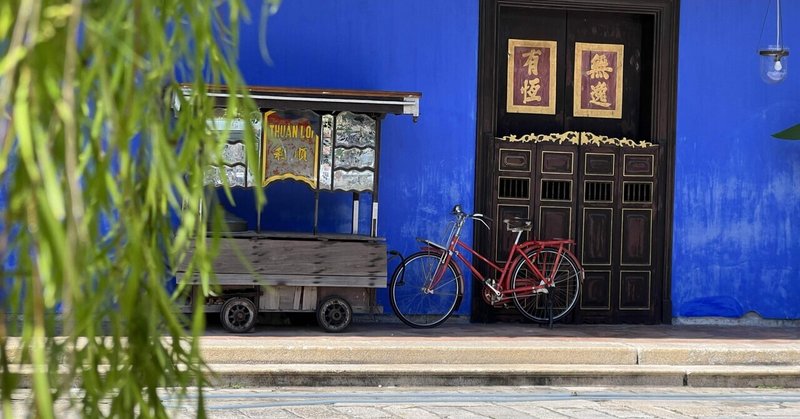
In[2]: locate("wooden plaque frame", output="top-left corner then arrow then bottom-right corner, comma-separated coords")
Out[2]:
573,42 -> 624,119
507,39 -> 558,114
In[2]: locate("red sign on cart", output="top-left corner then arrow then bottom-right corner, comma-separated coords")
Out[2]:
262,110 -> 321,188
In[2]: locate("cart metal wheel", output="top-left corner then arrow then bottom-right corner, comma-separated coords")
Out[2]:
316,296 -> 352,333
220,297 -> 257,333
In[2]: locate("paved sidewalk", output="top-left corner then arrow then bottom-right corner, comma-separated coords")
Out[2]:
201,321 -> 800,388
168,386 -> 800,418
12,386 -> 800,418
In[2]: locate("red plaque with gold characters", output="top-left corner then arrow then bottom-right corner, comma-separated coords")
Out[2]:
507,39 -> 557,115
573,42 -> 624,119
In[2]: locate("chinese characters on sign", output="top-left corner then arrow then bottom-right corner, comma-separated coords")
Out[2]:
573,42 -> 624,119
262,110 -> 320,188
507,39 -> 557,115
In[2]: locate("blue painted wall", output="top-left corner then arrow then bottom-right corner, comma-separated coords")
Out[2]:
674,0 -> 800,319
226,0 -> 800,321
230,0 -> 479,316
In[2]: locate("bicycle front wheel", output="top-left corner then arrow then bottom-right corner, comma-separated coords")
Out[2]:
389,251 -> 463,328
511,248 -> 581,323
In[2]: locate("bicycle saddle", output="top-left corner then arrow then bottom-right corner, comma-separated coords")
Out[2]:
503,217 -> 532,232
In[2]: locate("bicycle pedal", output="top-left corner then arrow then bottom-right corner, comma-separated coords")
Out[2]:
535,288 -> 549,294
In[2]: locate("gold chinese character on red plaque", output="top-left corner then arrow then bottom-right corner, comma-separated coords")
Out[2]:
573,42 -> 624,119
507,39 -> 557,115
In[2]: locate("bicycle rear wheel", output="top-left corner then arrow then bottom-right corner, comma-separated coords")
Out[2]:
510,248 -> 581,323
389,251 -> 463,328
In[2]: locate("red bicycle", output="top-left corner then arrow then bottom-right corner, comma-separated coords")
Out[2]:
389,204 -> 583,328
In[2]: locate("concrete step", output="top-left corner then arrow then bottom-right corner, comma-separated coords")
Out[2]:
7,324 -> 799,389
199,338 -> 800,366
207,363 -> 800,388
197,321 -> 800,388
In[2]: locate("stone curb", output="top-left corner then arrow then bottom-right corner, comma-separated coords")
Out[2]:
199,342 -> 800,366
206,364 -> 800,388
638,346 -> 800,365
200,343 -> 637,365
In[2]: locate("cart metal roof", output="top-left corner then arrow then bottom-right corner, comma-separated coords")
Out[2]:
179,84 -> 422,120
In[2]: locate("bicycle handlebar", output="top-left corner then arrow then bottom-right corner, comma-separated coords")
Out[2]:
451,204 -> 493,229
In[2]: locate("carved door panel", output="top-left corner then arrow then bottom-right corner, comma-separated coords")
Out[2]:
536,143 -> 577,242
494,145 -> 533,265
615,147 -> 660,322
575,144 -> 661,323
576,146 -> 618,317
492,139 -> 578,262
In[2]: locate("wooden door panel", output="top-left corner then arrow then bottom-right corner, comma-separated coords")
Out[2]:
498,148 -> 532,172
541,150 -> 574,174
539,206 -> 572,240
495,204 -> 530,263
585,152 -> 616,176
582,208 -> 613,266
581,270 -> 613,311
619,270 -> 652,311
621,209 -> 653,266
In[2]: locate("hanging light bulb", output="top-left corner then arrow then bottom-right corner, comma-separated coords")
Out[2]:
759,0 -> 789,83
760,46 -> 789,83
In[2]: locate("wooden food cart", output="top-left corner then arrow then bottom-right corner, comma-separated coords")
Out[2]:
177,85 -> 420,333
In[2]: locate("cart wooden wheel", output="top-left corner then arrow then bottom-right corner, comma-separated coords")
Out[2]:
220,297 -> 256,333
316,296 -> 352,333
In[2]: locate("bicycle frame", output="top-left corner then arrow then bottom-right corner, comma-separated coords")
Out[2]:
419,214 -> 580,303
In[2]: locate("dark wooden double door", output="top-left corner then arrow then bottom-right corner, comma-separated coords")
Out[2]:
475,0 -> 679,324
492,138 -> 661,324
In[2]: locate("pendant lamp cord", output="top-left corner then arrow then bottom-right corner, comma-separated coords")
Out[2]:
776,0 -> 782,48
758,0 -> 785,50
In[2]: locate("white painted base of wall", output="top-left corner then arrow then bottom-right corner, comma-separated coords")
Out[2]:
674,312 -> 800,327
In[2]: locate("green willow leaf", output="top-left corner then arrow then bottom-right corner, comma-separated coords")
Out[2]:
0,47 -> 26,75
772,123 -> 800,140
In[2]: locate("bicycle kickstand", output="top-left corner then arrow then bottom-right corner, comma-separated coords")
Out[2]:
547,288 -> 554,329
